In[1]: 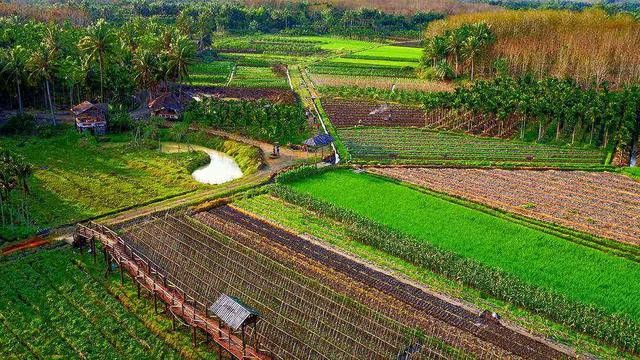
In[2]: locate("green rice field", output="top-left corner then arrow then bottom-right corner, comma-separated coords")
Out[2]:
285,169 -> 640,321
187,61 -> 234,86
228,65 -> 289,88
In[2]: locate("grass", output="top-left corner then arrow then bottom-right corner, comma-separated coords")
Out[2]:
232,193 -> 631,358
347,45 -> 424,62
285,169 -> 640,321
0,129 -> 207,241
228,66 -> 289,88
339,127 -> 607,167
187,61 -> 234,87
0,246 -> 216,359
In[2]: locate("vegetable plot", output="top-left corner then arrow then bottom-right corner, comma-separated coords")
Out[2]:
339,127 -> 606,166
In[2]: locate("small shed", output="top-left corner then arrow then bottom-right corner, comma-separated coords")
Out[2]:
209,294 -> 259,331
71,101 -> 107,135
148,93 -> 183,120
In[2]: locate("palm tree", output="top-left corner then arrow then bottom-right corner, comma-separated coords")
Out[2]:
167,35 -> 196,93
133,49 -> 160,95
28,46 -> 58,124
424,36 -> 448,68
78,19 -> 118,102
1,46 -> 28,113
446,27 -> 468,76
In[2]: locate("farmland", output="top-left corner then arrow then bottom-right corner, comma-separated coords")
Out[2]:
371,167 -> 640,247
227,65 -> 289,89
283,169 -> 640,323
0,246 -> 216,359
339,127 -> 606,166
309,73 -> 454,92
187,61 -> 234,87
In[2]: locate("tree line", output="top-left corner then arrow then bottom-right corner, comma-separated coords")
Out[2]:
0,150 -> 33,233
423,76 -> 640,149
0,16 -> 196,121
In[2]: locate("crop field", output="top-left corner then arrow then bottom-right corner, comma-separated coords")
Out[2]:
198,204 -> 569,359
371,167 -> 640,247
0,130 -> 207,241
228,65 -> 289,88
310,73 -> 454,92
327,56 -> 420,68
308,62 -> 417,78
345,45 -> 424,62
339,127 -> 607,166
284,169 -> 640,322
0,246 -> 214,359
187,86 -> 298,104
117,213 -> 414,359
187,61 -> 233,86
322,98 -> 426,127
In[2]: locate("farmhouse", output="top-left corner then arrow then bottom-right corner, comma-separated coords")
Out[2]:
71,101 -> 107,135
148,93 -> 184,120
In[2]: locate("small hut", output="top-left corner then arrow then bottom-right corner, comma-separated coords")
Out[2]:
148,93 -> 183,120
71,101 -> 107,135
210,294 -> 261,354
304,134 -> 335,164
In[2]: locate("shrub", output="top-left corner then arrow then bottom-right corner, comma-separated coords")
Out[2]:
0,113 -> 36,135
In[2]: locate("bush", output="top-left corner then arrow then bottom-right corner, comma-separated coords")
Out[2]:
271,183 -> 640,354
0,113 -> 36,135
109,111 -> 133,133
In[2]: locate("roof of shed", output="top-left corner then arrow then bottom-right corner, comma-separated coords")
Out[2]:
209,294 -> 258,331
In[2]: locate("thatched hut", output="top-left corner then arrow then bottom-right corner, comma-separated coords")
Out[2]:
71,101 -> 107,135
148,93 -> 184,120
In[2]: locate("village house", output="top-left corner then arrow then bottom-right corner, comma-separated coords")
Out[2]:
71,101 -> 108,135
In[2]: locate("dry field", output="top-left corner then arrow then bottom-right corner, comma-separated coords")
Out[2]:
372,167 -> 640,246
310,73 -> 455,92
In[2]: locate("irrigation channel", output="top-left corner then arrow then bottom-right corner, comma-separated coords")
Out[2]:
161,142 -> 243,184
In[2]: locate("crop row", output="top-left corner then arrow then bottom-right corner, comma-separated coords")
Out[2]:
271,177 -> 640,354
120,214 -> 412,360
212,38 -> 324,56
339,127 -> 606,165
202,204 -> 569,359
308,63 -> 416,78
372,167 -> 640,247
0,247 -> 185,359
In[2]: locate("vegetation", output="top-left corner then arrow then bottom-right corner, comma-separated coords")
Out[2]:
425,9 -> 640,87
340,127 -> 607,166
0,245 -> 217,359
183,97 -> 309,144
228,65 -> 289,88
233,193 -> 632,357
0,16 -> 195,112
0,129 -> 207,242
278,169 -> 640,353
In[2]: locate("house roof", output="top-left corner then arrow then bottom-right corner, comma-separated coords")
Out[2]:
71,101 -> 107,116
149,93 -> 183,112
304,134 -> 334,147
209,294 -> 259,331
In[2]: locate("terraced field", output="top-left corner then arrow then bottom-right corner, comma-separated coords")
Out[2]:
187,61 -> 234,86
340,127 -> 607,166
0,247 -> 214,360
228,65 -> 289,88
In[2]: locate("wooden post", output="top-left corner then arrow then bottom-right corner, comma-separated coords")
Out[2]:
154,291 -> 158,314
120,265 -> 124,285
172,315 -> 176,331
91,237 -> 97,263
241,324 -> 246,357
192,326 -> 196,347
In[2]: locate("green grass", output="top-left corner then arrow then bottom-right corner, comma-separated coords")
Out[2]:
0,246 -> 216,359
347,45 -> 424,62
228,66 -> 289,88
621,166 -> 640,180
328,56 -> 419,68
340,127 -> 606,167
187,61 -> 233,87
0,129 -> 206,241
285,169 -> 640,321
232,193 -> 631,358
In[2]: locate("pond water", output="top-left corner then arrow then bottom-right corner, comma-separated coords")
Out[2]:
160,142 -> 243,185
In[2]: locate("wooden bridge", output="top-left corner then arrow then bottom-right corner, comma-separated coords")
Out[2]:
75,222 -> 271,360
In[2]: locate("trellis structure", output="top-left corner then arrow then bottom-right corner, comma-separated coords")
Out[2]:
74,222 -> 271,360
107,214 -> 419,359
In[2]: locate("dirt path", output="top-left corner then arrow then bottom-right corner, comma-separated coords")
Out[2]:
1,237 -> 49,256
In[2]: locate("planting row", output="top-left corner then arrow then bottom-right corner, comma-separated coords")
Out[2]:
197,205 -> 567,359
276,169 -> 640,353
186,86 -> 298,104
119,214 -> 413,360
339,127 -> 606,166
0,247 -> 204,359
371,167 -> 640,247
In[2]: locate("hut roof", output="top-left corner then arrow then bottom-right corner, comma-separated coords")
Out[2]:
71,101 -> 107,116
209,294 -> 259,331
149,93 -> 184,112
304,134 -> 334,147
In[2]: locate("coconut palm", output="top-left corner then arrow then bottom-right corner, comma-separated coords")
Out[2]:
1,46 -> 28,113
78,19 -> 118,102
166,35 -> 196,93
28,46 -> 58,124
133,49 -> 160,95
